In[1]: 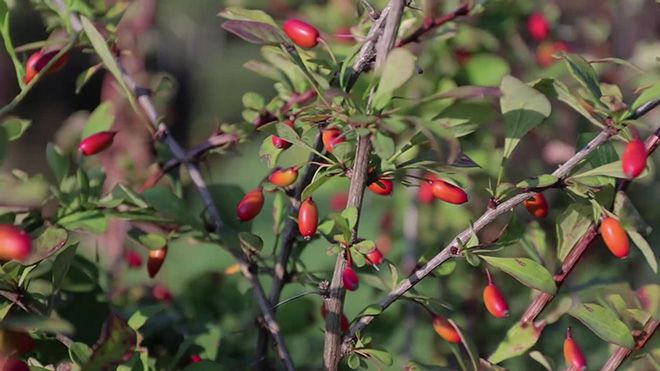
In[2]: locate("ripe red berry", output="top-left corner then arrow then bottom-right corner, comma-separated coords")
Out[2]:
330,192 -> 349,212
523,192 -> 549,218
483,272 -> 509,318
2,359 -> 30,371
268,167 -> 299,187
322,128 -> 346,153
24,50 -> 70,83
298,197 -> 318,239
431,180 -> 468,204
417,174 -> 437,204
342,266 -> 359,291
0,224 -> 32,261
622,139 -> 647,179
1,330 -> 35,355
365,248 -> 384,266
152,283 -> 173,303
283,19 -> 320,49
600,217 -> 629,259
320,304 -> 350,332
190,354 -> 202,363
432,316 -> 461,343
79,131 -> 117,156
272,120 -> 295,149
563,328 -> 587,370
368,178 -> 393,196
536,41 -> 569,67
147,246 -> 168,278
527,12 -> 550,40
237,188 -> 265,222
124,249 -> 143,268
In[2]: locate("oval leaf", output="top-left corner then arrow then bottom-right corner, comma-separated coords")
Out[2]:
569,302 -> 635,348
480,256 -> 556,294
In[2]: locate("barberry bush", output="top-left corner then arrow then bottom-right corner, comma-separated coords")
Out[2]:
0,0 -> 658,370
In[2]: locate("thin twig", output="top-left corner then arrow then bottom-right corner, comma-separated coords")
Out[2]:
601,318 -> 659,371
396,2 -> 472,47
341,127 -> 619,353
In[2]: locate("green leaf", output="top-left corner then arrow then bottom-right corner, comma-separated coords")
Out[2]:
222,20 -> 285,45
500,75 -> 551,160
449,319 -> 479,371
242,92 -> 264,110
353,240 -> 375,254
556,204 -> 593,261
46,143 -> 70,185
488,322 -> 545,364
528,351 -> 553,371
82,102 -> 115,138
358,304 -> 382,317
21,227 -> 69,266
362,348 -> 393,366
0,127 -> 6,166
569,302 -> 635,348
373,48 -> 417,110
83,313 -> 137,370
0,315 -> 74,334
630,81 -> 660,112
238,232 -> 264,255
2,117 -> 31,141
464,54 -> 510,87
627,230 -> 657,273
259,136 -> 283,169
373,132 -> 395,161
57,210 -> 108,233
572,161 -> 642,179
301,169 -> 332,200
127,228 -> 167,250
69,342 -> 93,366
75,63 -> 103,94
218,7 -> 276,26
560,52 -> 602,101
347,353 -> 360,369
0,4 -> 25,87
52,243 -> 78,294
341,207 -> 358,230
193,324 -> 222,360
112,184 -> 149,208
127,305 -> 163,330
613,191 -> 651,235
534,79 -> 603,128
516,175 -> 558,189
142,186 -> 201,228
480,256 -> 556,294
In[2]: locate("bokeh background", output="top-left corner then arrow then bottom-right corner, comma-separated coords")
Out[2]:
1,0 -> 659,369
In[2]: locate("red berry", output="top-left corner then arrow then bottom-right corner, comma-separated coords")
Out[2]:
79,131 -> 117,156
1,330 -> 35,355
330,192 -> 349,212
563,328 -> 587,370
190,354 -> 202,363
536,41 -> 569,67
600,217 -> 629,259
523,192 -> 549,218
283,19 -> 320,49
322,128 -> 346,153
342,266 -> 359,291
365,248 -> 384,266
431,180 -> 468,204
432,316 -> 461,343
0,224 -> 32,261
622,139 -> 647,179
236,188 -> 265,222
2,359 -> 30,371
268,167 -> 299,187
124,249 -> 143,268
298,197 -> 318,239
417,174 -> 437,204
483,273 -> 509,318
152,283 -> 173,303
24,50 -> 69,83
272,120 -> 295,149
368,178 -> 393,196
147,246 -> 168,278
527,12 -> 550,40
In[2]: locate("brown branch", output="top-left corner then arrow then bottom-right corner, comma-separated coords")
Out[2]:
255,132 -> 324,366
396,2 -> 472,47
601,318 -> 659,371
341,127 -> 619,353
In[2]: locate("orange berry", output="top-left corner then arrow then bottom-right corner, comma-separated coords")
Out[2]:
563,328 -> 587,370
523,193 -> 549,218
600,217 -> 629,259
432,316 -> 461,343
268,167 -> 299,187
431,180 -> 468,204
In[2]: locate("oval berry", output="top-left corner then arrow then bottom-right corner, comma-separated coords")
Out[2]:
298,197 -> 318,239
283,19 -> 320,49
147,246 -> 168,278
237,188 -> 265,222
622,139 -> 647,179
417,174 -> 437,204
190,354 -> 202,363
269,167 -> 299,187
600,217 -> 629,259
2,359 -> 30,371
0,224 -> 32,261
523,192 -> 549,218
563,328 -> 587,370
79,131 -> 117,156
432,316 -> 461,343
536,41 -> 569,67
527,12 -> 550,40
368,178 -> 393,196
322,128 -> 346,153
152,283 -> 173,303
342,266 -> 359,291
124,249 -> 143,268
1,330 -> 35,355
365,248 -> 384,266
24,50 -> 69,83
431,180 -> 468,204
272,120 -> 295,149
483,274 -> 509,318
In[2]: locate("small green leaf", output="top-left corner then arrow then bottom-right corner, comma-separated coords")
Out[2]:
259,136 -> 283,169
2,117 -> 31,141
46,143 -> 70,185
613,191 -> 651,235
301,170 -> 332,200
516,175 -> 558,189
127,305 -> 163,330
627,230 -> 657,273
362,348 -> 393,366
238,232 -> 264,255
82,102 -> 115,138
500,75 -> 551,160
58,210 -> 108,233
112,184 -> 149,208
242,92 -> 264,110
569,302 -> 634,348
464,54 -> 510,87
573,161 -> 643,179
373,48 -> 417,110
69,342 -> 93,366
347,353 -> 360,369
21,227 -> 69,266
341,207 -> 358,230
480,256 -> 556,294
556,204 -> 593,260
353,240 -> 375,254
630,82 -> 660,112
488,322 -> 545,364
358,304 -> 382,317
222,20 -> 285,45
75,63 -> 103,94
373,132 -> 395,161
218,7 -> 277,26
560,52 -> 602,101
52,243 -> 78,293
